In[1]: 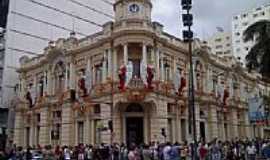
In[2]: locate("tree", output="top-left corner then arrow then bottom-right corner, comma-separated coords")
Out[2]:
243,20 -> 270,78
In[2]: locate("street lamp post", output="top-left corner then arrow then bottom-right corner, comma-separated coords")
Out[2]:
181,0 -> 197,159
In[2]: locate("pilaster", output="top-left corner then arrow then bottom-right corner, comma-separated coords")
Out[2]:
61,103 -> 75,146
14,111 -> 24,146
39,107 -> 50,146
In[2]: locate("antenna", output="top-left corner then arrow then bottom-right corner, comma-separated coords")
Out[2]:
72,11 -> 75,32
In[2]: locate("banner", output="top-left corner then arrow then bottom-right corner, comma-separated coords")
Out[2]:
248,96 -> 265,123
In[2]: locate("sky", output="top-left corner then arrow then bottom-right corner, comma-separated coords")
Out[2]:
151,0 -> 270,40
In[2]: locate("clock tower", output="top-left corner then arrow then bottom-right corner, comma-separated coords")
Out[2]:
114,0 -> 152,22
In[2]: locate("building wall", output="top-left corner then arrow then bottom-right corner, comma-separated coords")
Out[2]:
207,32 -> 233,57
232,4 -> 270,62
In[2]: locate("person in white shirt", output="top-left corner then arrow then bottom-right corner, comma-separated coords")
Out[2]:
246,143 -> 256,160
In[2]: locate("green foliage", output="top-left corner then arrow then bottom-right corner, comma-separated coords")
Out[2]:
243,20 -> 270,78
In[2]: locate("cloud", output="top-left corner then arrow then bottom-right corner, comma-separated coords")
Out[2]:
152,0 -> 269,39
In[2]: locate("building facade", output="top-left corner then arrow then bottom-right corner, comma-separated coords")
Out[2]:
232,4 -> 270,62
206,31 -> 233,57
14,0 -> 270,147
0,28 -> 5,105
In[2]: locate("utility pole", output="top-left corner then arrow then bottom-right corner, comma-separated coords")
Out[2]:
181,0 -> 197,159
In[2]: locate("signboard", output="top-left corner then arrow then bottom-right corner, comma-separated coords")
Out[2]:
248,96 -> 265,123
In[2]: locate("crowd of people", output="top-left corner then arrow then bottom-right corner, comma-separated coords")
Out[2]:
2,138 -> 270,160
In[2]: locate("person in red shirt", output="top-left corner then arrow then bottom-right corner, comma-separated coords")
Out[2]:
198,141 -> 208,160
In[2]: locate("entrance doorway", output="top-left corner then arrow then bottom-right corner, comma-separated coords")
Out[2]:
126,117 -> 143,146
200,122 -> 206,140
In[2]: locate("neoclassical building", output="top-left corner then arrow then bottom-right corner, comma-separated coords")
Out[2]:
13,0 -> 270,147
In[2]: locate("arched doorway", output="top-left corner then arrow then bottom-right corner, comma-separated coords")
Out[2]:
125,103 -> 144,146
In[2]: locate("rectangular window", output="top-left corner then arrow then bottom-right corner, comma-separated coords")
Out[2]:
94,104 -> 101,114
215,38 -> 222,42
78,122 -> 84,144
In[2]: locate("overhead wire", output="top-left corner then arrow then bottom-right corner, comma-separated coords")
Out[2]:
9,29 -> 53,42
67,0 -> 114,19
11,11 -> 87,37
100,0 -> 113,6
8,47 -> 40,56
23,0 -> 103,27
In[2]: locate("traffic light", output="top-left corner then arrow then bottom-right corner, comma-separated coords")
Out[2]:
161,128 -> 166,137
181,0 -> 192,10
183,30 -> 193,42
182,14 -> 193,26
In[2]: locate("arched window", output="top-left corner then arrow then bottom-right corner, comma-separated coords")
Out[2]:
125,103 -> 144,112
54,61 -> 65,95
195,61 -> 204,92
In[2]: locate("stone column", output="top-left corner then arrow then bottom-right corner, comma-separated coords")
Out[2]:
144,112 -> 149,144
113,107 -> 121,144
47,70 -> 52,95
207,68 -> 213,93
171,117 -> 176,143
102,51 -> 107,83
150,100 -> 167,143
84,117 -> 90,144
124,44 -> 128,65
210,106 -> 218,140
90,120 -> 95,144
43,71 -> 47,95
155,48 -> 160,80
160,53 -> 164,81
176,106 -> 181,142
14,111 -> 24,146
142,43 -> 147,66
113,49 -> 118,80
69,63 -> 76,90
244,110 -> 251,138
52,75 -> 55,95
231,109 -> 239,138
39,107 -> 50,146
100,104 -> 111,144
61,104 -> 75,146
31,124 -> 37,146
195,103 -> 200,141
64,64 -> 69,91
108,49 -> 112,78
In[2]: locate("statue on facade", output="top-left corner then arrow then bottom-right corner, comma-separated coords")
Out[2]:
223,88 -> 230,106
78,70 -> 87,96
25,91 -> 33,108
118,64 -> 127,91
146,64 -> 154,90
178,76 -> 186,96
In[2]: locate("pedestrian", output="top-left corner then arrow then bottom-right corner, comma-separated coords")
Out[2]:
25,147 -> 32,160
181,140 -> 189,160
86,145 -> 93,160
63,146 -> 71,160
163,142 -> 172,160
246,142 -> 256,160
170,142 -> 181,160
142,144 -> 152,160
209,139 -> 222,160
198,141 -> 208,160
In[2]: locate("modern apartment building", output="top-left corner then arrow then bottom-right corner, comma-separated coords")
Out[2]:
0,28 -> 5,108
2,0 -> 114,108
232,4 -> 270,63
207,31 -> 233,57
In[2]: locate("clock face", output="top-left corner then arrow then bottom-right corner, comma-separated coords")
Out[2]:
129,4 -> 140,13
